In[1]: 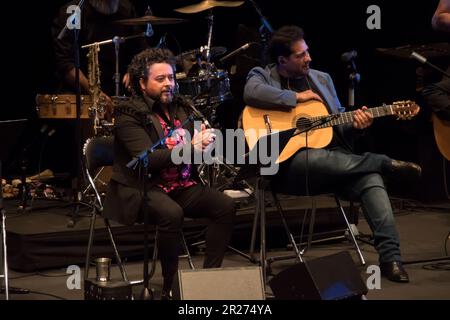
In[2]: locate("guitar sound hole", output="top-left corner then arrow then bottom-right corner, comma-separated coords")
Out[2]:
296,117 -> 314,132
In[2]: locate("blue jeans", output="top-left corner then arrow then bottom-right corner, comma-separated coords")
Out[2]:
274,148 -> 402,263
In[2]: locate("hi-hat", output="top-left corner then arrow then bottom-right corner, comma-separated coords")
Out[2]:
115,15 -> 187,25
174,0 -> 244,14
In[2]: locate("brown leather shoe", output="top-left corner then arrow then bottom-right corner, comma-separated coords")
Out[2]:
380,261 -> 410,283
390,160 -> 422,180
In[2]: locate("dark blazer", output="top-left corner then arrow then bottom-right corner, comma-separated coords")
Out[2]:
103,95 -> 197,225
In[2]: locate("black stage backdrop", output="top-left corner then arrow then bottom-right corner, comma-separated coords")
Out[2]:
2,0 -> 449,200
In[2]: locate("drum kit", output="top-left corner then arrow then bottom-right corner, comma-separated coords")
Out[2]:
35,0 -> 249,190
36,0 -> 246,131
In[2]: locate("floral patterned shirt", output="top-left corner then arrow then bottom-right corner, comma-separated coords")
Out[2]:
157,115 -> 196,193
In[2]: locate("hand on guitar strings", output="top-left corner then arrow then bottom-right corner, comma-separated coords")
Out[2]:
352,106 -> 373,129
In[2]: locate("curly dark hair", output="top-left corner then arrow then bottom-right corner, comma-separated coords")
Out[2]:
127,48 -> 176,96
268,26 -> 305,64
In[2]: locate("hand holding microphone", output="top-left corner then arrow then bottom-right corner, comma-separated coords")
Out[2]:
192,123 -> 216,152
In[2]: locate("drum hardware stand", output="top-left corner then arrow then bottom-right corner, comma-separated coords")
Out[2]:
82,33 -> 146,98
17,152 -> 31,213
248,0 -> 273,67
190,93 -> 253,193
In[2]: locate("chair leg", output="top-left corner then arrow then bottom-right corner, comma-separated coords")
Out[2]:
334,196 -> 366,266
84,207 -> 97,280
248,196 -> 260,263
305,197 -> 317,253
258,178 -> 268,286
180,232 -> 195,270
149,229 -> 195,277
271,191 -> 303,263
104,218 -> 129,281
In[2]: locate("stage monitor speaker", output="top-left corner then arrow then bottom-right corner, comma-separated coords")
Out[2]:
174,266 -> 265,300
269,251 -> 367,300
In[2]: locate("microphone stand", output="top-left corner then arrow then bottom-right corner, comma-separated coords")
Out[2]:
113,36 -> 123,97
126,113 -> 196,300
82,33 -> 146,97
403,52 -> 450,266
346,58 -> 360,109
57,0 -> 87,228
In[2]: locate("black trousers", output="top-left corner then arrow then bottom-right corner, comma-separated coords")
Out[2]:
141,184 -> 236,290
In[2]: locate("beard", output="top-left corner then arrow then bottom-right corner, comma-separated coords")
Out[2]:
150,87 -> 174,105
158,91 -> 174,105
89,0 -> 120,15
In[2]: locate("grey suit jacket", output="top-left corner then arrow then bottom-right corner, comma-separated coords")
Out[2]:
244,64 -> 345,114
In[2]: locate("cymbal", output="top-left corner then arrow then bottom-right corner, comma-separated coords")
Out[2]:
376,43 -> 450,60
115,15 -> 187,25
174,0 -> 244,14
177,46 -> 227,60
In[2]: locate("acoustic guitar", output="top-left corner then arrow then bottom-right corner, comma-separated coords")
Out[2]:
242,100 -> 420,163
432,113 -> 450,161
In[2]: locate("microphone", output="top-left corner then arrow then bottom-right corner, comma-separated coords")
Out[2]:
341,50 -> 358,63
410,51 -> 450,78
219,43 -> 253,63
178,96 -> 212,128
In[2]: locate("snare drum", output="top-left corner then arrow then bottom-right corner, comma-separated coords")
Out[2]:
177,70 -> 232,106
36,94 -> 92,119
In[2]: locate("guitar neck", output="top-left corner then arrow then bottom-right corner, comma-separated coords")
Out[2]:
312,105 -> 395,129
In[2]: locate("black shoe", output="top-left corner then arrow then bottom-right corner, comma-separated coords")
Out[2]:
389,160 -> 422,180
160,289 -> 173,300
380,261 -> 410,283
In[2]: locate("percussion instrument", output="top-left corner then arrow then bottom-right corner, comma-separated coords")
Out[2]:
174,0 -> 244,14
115,15 -> 187,25
177,69 -> 232,106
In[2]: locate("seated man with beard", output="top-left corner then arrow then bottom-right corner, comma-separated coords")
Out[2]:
104,48 -> 236,299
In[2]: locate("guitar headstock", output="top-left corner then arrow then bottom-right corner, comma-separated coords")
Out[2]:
391,100 -> 420,120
